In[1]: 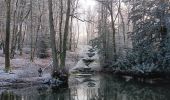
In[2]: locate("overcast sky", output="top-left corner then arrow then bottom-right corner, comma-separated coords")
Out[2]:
75,0 -> 97,44
80,0 -> 96,9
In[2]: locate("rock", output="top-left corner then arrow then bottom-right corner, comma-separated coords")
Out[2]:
88,48 -> 95,52
51,78 -> 63,86
87,53 -> 95,57
82,78 -> 95,83
83,67 -> 92,71
82,59 -> 94,66
36,85 -> 48,91
77,73 -> 92,77
52,71 -> 60,79
42,79 -> 51,85
59,74 -> 68,83
87,82 -> 96,87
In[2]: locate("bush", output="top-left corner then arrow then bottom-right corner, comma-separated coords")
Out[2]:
37,36 -> 49,58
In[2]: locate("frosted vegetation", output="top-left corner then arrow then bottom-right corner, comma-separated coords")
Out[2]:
91,0 -> 170,76
0,0 -> 170,90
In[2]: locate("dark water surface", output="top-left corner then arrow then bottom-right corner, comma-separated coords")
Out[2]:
1,74 -> 170,100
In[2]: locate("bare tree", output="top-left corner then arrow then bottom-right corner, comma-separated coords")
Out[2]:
59,0 -> 63,65
48,0 -> 59,71
5,0 -> 11,72
61,0 -> 71,68
97,0 -> 117,61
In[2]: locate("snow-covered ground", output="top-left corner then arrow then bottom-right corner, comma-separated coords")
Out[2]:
0,45 -> 101,88
70,45 -> 101,73
0,47 -> 79,88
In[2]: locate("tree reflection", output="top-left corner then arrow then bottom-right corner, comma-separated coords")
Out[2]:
0,91 -> 21,100
0,75 -> 170,100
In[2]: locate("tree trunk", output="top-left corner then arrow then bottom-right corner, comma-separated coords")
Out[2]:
30,0 -> 34,62
109,6 -> 117,61
118,0 -> 125,44
18,23 -> 23,55
11,0 -> 19,58
10,10 -> 17,58
69,16 -> 73,50
59,0 -> 63,65
5,0 -> 11,72
32,1 -> 43,59
48,0 -> 59,71
75,19 -> 80,48
61,0 -> 71,68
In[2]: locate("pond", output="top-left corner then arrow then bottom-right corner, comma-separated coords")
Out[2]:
0,74 -> 170,100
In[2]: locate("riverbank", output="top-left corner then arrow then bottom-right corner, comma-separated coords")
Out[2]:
1,73 -> 170,100
102,64 -> 170,84
0,47 -> 79,88
69,45 -> 170,85
1,44 -> 169,88
0,45 -> 170,100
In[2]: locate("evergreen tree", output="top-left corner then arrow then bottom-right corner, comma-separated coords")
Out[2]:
128,0 -> 170,71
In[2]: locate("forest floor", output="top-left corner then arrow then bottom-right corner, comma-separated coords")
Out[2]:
0,46 -> 80,88
0,45 -> 101,88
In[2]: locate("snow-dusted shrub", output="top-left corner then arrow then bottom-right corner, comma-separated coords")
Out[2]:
126,0 -> 170,72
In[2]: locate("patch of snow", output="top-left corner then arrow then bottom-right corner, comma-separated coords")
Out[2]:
0,44 -> 86,87
24,73 -> 51,83
70,45 -> 101,73
70,60 -> 87,73
0,70 -> 18,81
77,45 -> 92,58
89,61 -> 101,71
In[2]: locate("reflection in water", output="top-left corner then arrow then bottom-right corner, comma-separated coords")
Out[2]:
0,91 -> 20,100
0,74 -> 170,100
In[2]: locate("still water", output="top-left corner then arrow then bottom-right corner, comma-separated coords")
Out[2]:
0,74 -> 170,100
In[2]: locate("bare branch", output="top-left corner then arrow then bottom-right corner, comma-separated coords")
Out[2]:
71,15 -> 94,23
